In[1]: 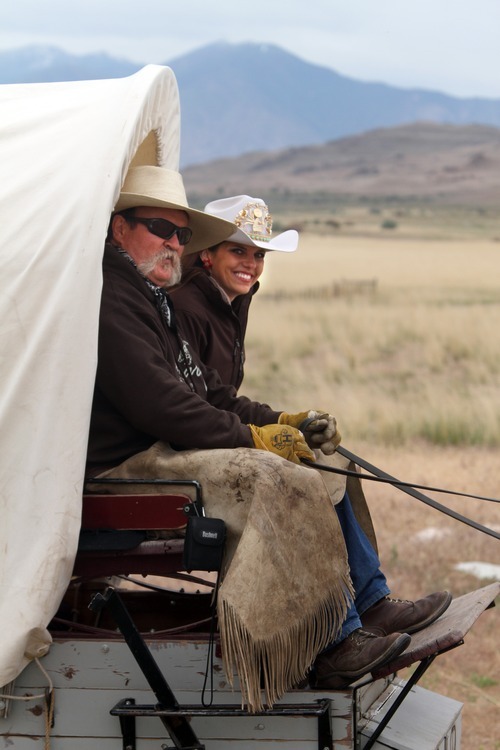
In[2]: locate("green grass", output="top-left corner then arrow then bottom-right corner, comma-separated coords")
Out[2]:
470,673 -> 498,689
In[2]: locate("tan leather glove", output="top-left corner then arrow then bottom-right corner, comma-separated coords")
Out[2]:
248,423 -> 315,465
278,410 -> 341,455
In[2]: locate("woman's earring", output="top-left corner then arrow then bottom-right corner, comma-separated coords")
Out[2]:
202,256 -> 213,269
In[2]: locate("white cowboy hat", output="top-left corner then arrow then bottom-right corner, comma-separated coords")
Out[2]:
204,195 -> 298,252
115,166 -> 235,254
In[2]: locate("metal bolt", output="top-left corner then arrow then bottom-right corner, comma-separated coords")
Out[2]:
101,644 -> 110,654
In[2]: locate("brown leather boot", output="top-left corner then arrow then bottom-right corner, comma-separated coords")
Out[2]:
361,591 -> 452,636
310,628 -> 410,689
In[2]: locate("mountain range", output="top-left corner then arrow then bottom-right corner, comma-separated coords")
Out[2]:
182,121 -> 500,206
1,41 -> 500,168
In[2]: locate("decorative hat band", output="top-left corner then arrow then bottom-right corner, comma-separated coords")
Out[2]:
203,194 -> 298,252
234,202 -> 273,242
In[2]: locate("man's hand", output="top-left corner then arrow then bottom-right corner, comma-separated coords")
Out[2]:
278,411 -> 341,455
248,423 -> 315,465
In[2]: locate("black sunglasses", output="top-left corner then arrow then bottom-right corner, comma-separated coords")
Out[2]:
133,217 -> 192,245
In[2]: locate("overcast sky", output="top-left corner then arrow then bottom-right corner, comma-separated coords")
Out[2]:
1,0 -> 499,99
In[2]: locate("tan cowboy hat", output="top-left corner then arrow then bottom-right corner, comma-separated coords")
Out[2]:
114,166 -> 235,254
204,195 -> 299,252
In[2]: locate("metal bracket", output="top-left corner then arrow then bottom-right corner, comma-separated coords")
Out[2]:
117,698 -> 137,750
360,654 -> 437,750
110,697 -> 333,750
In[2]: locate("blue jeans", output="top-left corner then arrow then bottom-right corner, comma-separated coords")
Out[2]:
330,492 -> 390,646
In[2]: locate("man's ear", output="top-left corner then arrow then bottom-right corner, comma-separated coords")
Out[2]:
111,213 -> 127,244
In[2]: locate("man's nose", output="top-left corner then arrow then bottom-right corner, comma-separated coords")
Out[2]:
164,234 -> 184,254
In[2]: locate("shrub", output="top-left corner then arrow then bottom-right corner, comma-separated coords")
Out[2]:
381,218 -> 398,230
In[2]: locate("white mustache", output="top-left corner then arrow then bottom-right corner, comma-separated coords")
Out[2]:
138,249 -> 182,286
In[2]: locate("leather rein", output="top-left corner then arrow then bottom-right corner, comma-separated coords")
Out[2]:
302,445 -> 500,541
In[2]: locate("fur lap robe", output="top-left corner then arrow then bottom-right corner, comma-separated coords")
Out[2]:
91,442 -> 355,712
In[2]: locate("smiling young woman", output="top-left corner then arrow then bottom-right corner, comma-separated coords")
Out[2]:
200,242 -> 266,302
169,195 -> 298,389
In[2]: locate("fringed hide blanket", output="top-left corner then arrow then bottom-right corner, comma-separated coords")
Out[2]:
93,442 -> 357,711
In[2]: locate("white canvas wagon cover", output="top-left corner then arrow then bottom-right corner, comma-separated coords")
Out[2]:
0,65 -> 181,687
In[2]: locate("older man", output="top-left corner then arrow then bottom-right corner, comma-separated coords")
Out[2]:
87,165 -> 451,710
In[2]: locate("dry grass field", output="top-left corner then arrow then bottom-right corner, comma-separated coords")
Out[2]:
245,230 -> 500,448
242,224 -> 500,749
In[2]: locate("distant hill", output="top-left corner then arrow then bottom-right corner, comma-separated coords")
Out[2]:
2,42 -> 500,169
183,122 -> 500,206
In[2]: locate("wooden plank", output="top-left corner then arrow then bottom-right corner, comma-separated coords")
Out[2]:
373,582 -> 499,677
0,739 -> 319,750
14,638 -> 216,691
